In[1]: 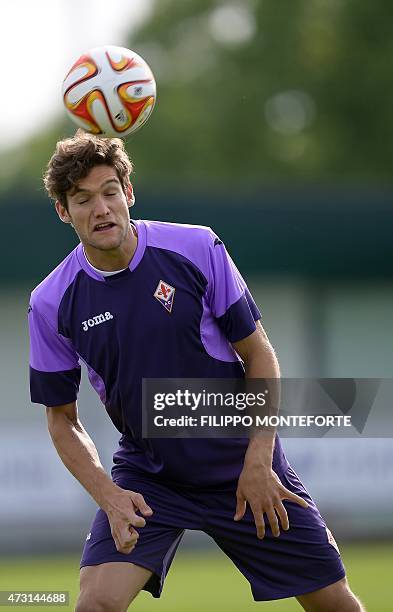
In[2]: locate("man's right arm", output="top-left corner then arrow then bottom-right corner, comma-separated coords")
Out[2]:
46,402 -> 153,553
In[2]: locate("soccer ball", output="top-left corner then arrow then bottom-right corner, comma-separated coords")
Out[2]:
62,45 -> 156,138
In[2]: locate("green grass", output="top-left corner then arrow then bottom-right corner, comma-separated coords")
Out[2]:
0,544 -> 391,611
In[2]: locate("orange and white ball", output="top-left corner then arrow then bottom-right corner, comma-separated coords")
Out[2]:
62,45 -> 156,138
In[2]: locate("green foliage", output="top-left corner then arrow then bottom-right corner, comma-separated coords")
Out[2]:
125,0 -> 393,186
3,0 -> 393,193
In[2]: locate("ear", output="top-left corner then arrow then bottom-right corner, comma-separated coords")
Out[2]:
55,200 -> 73,224
126,182 -> 135,208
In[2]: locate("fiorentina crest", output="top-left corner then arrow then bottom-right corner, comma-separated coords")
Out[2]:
154,280 -> 175,313
325,527 -> 340,554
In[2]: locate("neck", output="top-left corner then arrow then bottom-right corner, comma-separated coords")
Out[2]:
83,225 -> 138,272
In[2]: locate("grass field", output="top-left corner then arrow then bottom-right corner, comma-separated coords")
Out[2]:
0,544 -> 391,611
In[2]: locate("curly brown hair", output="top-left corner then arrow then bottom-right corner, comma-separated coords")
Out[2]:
43,130 -> 134,210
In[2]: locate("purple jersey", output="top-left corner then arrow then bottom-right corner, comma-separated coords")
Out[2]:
29,220 -> 288,486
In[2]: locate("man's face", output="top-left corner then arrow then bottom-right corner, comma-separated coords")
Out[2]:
56,165 -> 134,252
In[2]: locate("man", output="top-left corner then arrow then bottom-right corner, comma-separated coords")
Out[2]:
29,131 -> 364,611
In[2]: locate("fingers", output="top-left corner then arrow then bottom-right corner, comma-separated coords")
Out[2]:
246,498 -> 291,539
252,505 -> 289,539
126,492 -> 154,529
113,524 -> 139,554
127,512 -> 147,529
234,494 -> 246,521
250,503 -> 266,539
275,501 -> 289,532
130,492 -> 153,517
107,489 -> 154,554
265,507 -> 280,538
281,488 -> 309,509
261,493 -> 307,537
234,472 -> 309,540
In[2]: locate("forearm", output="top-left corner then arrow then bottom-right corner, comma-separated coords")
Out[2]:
48,417 -> 117,510
242,326 -> 280,469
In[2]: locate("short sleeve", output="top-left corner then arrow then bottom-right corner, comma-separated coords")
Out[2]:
28,302 -> 81,406
207,233 -> 261,343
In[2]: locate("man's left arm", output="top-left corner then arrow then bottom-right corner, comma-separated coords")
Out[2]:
232,321 -> 308,539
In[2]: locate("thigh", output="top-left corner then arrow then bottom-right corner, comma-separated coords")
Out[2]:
77,562 -> 152,611
203,465 -> 346,602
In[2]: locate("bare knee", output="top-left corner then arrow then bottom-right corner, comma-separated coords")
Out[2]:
332,578 -> 365,612
75,588 -> 130,612
334,588 -> 365,612
297,578 -> 365,612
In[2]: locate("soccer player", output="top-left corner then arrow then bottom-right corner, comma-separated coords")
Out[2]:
28,132 -> 365,611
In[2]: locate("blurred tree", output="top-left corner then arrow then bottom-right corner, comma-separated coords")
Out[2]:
127,0 -> 393,187
2,0 -> 393,192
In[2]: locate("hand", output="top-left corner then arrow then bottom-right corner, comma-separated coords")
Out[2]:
234,466 -> 308,539
104,486 -> 153,554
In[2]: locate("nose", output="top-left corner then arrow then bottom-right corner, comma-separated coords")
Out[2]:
93,194 -> 110,217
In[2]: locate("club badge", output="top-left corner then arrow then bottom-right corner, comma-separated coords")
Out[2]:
154,280 -> 175,313
325,527 -> 340,554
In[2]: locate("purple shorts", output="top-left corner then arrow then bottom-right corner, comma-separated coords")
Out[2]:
80,465 -> 345,601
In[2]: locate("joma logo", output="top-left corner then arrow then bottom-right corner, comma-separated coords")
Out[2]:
82,311 -> 114,332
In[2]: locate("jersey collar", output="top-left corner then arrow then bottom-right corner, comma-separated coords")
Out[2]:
76,219 -> 147,281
